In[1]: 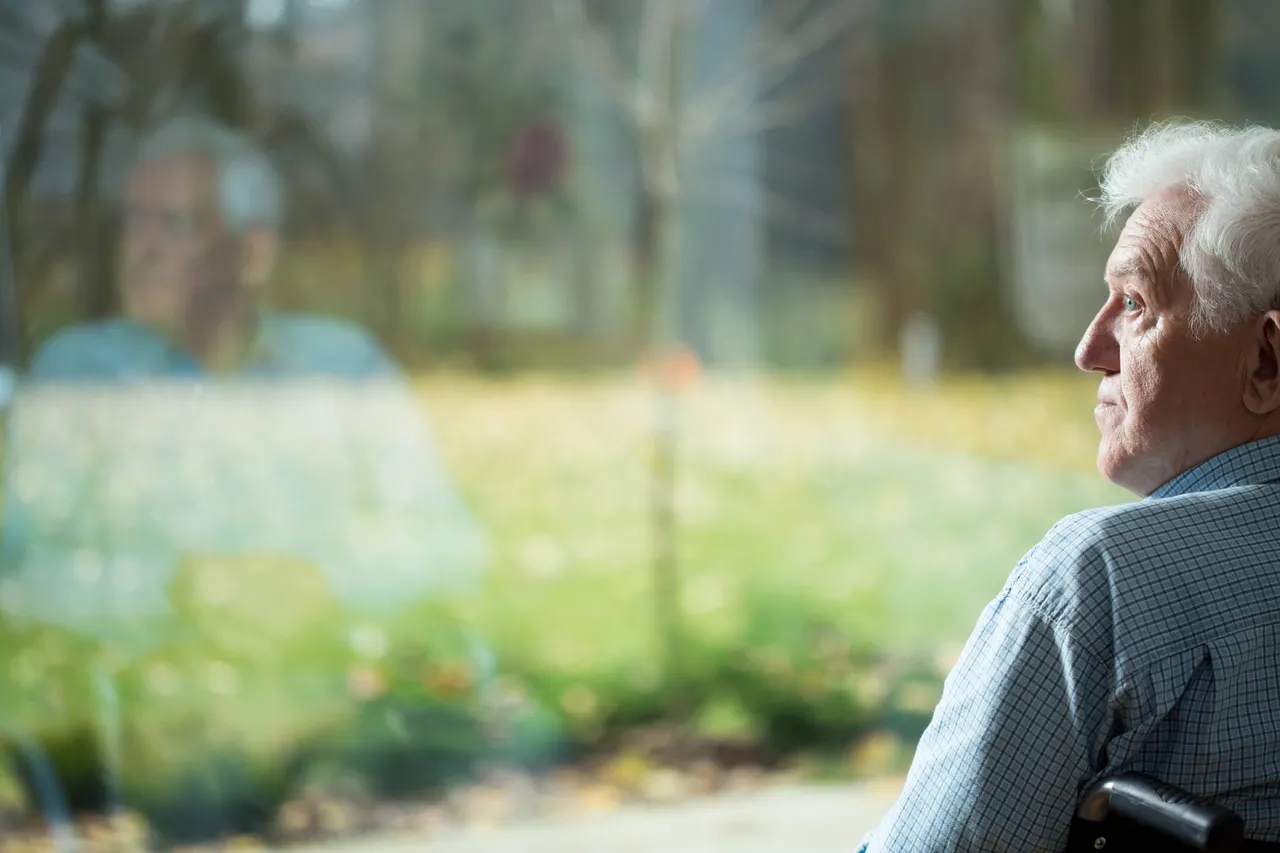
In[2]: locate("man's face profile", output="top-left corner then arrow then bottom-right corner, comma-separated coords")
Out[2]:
120,154 -> 236,339
1074,186 -> 1257,496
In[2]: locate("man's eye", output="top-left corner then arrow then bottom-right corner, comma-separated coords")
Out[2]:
1123,295 -> 1141,312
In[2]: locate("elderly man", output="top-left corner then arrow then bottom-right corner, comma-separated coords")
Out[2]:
33,115 -> 382,377
0,114 -> 492,838
1,114 -> 486,628
857,120 -> 1280,851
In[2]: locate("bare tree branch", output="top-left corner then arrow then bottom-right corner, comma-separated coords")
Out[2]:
746,0 -> 826,53
636,0 -> 678,109
692,71 -> 852,141
683,0 -> 870,144
677,0 -> 818,129
748,0 -> 870,89
121,0 -> 205,124
692,176 -> 850,243
6,19 -> 87,227
508,6 -> 570,87
552,0 -> 659,129
75,0 -> 113,320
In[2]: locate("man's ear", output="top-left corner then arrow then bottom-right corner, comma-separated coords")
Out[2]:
1243,310 -> 1280,414
238,227 -> 279,291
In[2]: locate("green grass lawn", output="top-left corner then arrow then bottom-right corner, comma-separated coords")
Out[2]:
428,368 -> 1126,645
0,368 -> 1133,831
415,368 -> 1131,728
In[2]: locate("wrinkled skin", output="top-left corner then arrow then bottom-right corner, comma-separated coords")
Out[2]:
1075,185 -> 1280,496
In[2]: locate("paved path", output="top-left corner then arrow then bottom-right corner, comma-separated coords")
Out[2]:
303,778 -> 905,853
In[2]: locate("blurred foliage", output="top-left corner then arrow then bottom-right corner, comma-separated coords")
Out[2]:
168,554 -> 344,666
409,2 -> 572,226
2,0 -> 1241,372
0,369 -> 1129,839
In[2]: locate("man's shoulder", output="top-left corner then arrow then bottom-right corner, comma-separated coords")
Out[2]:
1044,486 -> 1280,565
1006,505 -> 1128,624
1032,498 -> 1189,558
27,320 -> 161,380
1010,489 -> 1280,651
262,312 -> 396,376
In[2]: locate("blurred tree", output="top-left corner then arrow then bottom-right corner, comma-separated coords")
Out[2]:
1,1 -> 121,362
1011,0 -> 1223,123
75,0 -> 114,322
402,0 -> 569,361
560,0 -> 865,360
3,0 -> 579,364
1098,0 -> 1221,119
849,0 -> 1027,369
554,0 -> 868,710
1,0 -> 256,361
248,0 -> 571,357
850,0 -> 1224,369
847,0 -> 928,359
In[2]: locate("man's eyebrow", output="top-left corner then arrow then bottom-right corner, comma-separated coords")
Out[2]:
1105,257 -> 1149,281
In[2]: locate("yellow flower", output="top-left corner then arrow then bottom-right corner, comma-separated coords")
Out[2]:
346,666 -> 386,700
424,662 -> 475,697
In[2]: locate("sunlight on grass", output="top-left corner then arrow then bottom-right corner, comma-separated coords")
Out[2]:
415,367 -> 1129,665
0,369 -> 1131,792
0,367 -> 1126,690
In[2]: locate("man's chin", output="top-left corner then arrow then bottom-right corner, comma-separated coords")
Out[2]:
1097,453 -> 1120,486
122,297 -> 180,330
1097,447 -> 1163,497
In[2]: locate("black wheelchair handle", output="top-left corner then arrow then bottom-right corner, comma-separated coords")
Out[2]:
1077,772 -> 1245,852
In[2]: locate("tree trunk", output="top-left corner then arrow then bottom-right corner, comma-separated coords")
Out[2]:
1099,0 -> 1220,120
4,18 -> 87,362
850,15 -> 926,358
631,185 -> 659,353
639,0 -> 691,709
77,0 -> 116,321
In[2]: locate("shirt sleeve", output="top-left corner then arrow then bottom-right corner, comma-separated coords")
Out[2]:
858,586 -> 1111,852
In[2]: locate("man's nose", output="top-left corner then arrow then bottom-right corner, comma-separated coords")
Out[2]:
1074,309 -> 1120,374
125,226 -> 165,263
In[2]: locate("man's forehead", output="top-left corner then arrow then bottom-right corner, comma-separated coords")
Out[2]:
1105,237 -> 1160,287
1106,191 -> 1198,281
1106,252 -> 1150,279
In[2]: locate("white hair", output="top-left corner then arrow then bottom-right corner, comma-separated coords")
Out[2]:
1098,119 -> 1280,335
134,114 -> 285,232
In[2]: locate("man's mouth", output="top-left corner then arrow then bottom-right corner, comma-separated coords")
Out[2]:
1094,402 -> 1122,427
1096,389 -> 1122,407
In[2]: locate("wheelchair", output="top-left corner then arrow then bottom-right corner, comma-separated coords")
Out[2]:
1065,773 -> 1280,852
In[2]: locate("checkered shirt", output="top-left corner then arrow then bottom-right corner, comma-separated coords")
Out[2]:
857,435 -> 1280,852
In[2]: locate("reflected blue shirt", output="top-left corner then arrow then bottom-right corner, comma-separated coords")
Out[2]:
857,436 -> 1280,851
25,314 -> 394,380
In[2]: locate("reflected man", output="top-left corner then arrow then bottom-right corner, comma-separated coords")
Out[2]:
1,113 -> 486,636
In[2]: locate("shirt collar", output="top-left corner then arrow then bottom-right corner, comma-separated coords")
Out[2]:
1148,434 -> 1280,499
120,313 -> 277,375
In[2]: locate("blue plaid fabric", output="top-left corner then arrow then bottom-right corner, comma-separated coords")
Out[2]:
856,436 -> 1280,852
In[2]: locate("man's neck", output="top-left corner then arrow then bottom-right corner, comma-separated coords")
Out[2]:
182,300 -> 262,373
1135,425 -> 1280,497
